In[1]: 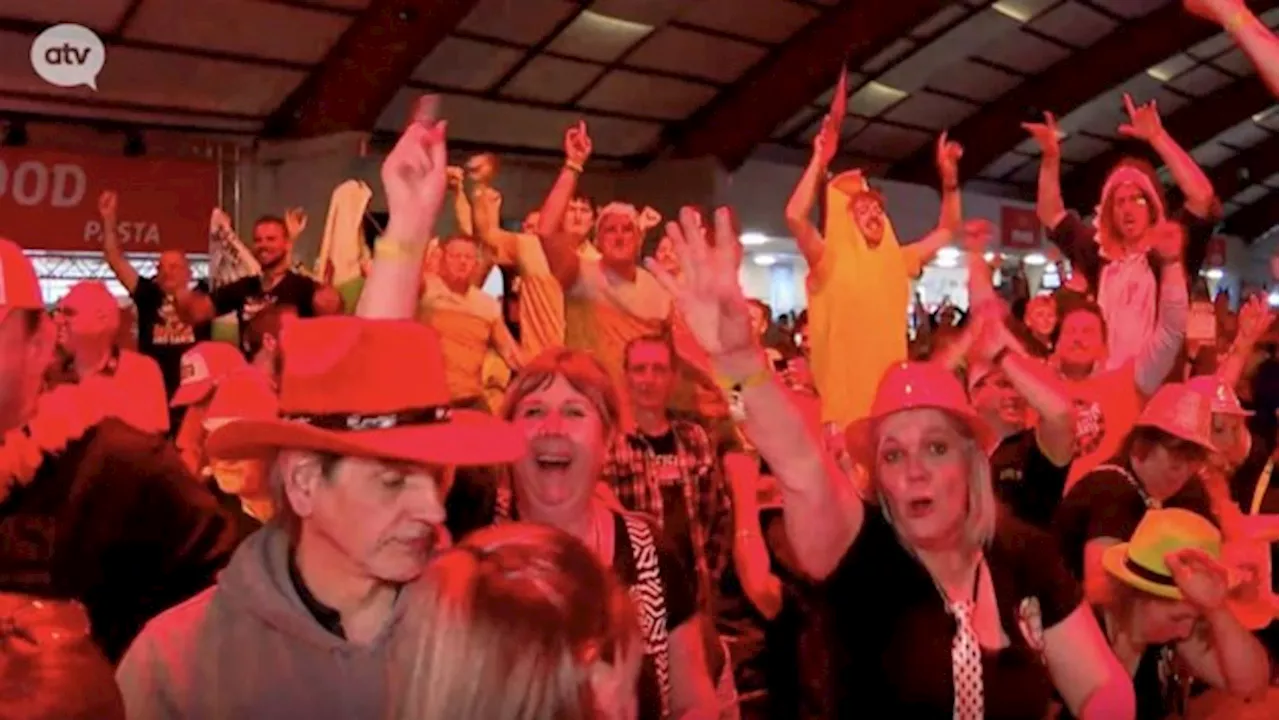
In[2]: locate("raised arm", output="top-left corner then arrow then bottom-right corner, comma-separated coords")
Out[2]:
725,452 -> 784,620
903,133 -> 963,270
1186,0 -> 1278,96
785,117 -> 836,270
536,121 -> 592,289
1218,294 -> 1275,389
97,191 -> 139,294
1023,112 -> 1068,230
357,97 -> 449,320
471,185 -> 520,267
1119,94 -> 1218,219
1133,227 -> 1190,395
649,207 -> 862,581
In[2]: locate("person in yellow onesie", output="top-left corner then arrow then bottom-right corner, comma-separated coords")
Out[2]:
785,115 -> 962,432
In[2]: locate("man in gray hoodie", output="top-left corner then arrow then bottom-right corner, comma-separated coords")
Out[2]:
115,313 -> 527,719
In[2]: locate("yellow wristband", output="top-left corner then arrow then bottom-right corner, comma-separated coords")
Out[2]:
1225,10 -> 1250,33
716,366 -> 771,392
374,238 -> 423,264
564,160 -> 584,174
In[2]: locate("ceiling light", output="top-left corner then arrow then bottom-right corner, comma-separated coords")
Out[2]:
864,80 -> 908,104
1201,268 -> 1224,280
753,254 -> 777,267
992,2 -> 1033,23
740,232 -> 769,247
1023,252 -> 1047,266
578,9 -> 652,36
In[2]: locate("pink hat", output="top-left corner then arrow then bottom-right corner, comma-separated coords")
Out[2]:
172,342 -> 249,408
0,238 -> 42,310
846,362 -> 995,467
1134,383 -> 1216,452
1186,375 -> 1253,417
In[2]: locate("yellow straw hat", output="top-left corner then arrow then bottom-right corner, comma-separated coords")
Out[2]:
1102,508 -> 1221,600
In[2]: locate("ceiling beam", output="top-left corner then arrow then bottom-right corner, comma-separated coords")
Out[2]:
890,0 -> 1272,186
1223,191 -> 1278,242
1203,136 -> 1279,201
262,0 -> 478,139
665,0 -> 952,170
1062,78 -> 1275,210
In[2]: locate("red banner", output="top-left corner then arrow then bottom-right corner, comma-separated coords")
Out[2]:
1000,205 -> 1041,250
0,148 -> 217,254
1205,235 -> 1227,267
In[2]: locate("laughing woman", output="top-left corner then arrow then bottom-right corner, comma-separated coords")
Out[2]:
648,206 -> 1135,720
490,349 -> 719,720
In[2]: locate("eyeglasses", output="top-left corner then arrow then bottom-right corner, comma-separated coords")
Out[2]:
0,597 -> 92,648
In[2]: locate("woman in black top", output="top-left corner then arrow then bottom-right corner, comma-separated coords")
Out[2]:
491,348 -> 717,719
651,206 -> 1135,719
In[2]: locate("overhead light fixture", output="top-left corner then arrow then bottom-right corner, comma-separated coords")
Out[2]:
1023,252 -> 1047,266
1201,268 -> 1225,280
753,254 -> 777,267
740,232 -> 770,247
992,1 -> 1033,23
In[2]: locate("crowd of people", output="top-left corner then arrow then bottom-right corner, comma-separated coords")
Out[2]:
1,0 -> 1278,718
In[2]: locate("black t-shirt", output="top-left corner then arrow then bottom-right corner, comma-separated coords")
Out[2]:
132,276 -> 211,397
990,430 -> 1070,530
640,430 -> 700,584
211,272 -> 319,354
823,503 -> 1083,718
1229,435 -> 1277,516
0,419 -> 242,661
1053,459 -> 1215,581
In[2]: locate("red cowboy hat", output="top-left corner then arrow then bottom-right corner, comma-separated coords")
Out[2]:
206,316 -> 526,467
1135,383 -> 1216,452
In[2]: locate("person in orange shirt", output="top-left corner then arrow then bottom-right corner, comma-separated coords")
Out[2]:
1053,229 -> 1189,489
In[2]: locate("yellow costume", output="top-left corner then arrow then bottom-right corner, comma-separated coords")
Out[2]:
810,171 -> 923,430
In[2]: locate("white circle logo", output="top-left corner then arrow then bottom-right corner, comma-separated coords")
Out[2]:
30,24 -> 105,90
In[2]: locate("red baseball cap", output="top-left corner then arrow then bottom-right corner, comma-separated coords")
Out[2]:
171,342 -> 250,408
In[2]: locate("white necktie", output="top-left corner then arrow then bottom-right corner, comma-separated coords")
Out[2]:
951,598 -> 985,720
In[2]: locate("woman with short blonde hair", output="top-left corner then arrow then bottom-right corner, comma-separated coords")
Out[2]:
392,523 -> 641,720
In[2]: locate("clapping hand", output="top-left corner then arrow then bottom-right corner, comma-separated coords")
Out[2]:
1236,293 -> 1276,347
1167,547 -> 1230,612
284,207 -> 308,240
647,206 -> 755,361
1020,111 -> 1062,158
381,95 -> 449,245
1119,93 -> 1166,144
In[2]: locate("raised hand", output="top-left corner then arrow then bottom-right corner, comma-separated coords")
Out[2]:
646,206 -> 755,359
936,131 -> 963,187
813,115 -> 839,168
98,190 -> 118,221
1236,293 -> 1276,346
1184,0 -> 1243,24
1020,111 -> 1062,159
564,120 -> 592,167
1167,547 -> 1230,611
1150,221 -> 1185,262
446,165 -> 464,190
638,206 -> 662,233
1118,93 -> 1165,144
284,207 -> 308,240
210,208 -> 233,235
381,99 -> 449,245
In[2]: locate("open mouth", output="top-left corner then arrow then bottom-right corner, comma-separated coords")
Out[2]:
533,452 -> 573,473
905,497 -> 934,519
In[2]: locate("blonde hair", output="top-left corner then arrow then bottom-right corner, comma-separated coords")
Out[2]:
391,523 -> 638,720
500,348 -> 621,439
872,416 -> 997,549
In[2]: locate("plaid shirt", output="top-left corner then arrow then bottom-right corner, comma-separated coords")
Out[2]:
603,418 -> 731,603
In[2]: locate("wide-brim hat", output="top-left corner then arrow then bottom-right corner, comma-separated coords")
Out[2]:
206,316 -> 526,467
1102,507 -> 1221,600
846,362 -> 996,468
1134,382 -> 1216,453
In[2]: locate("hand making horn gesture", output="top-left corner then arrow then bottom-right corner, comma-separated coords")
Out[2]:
1020,111 -> 1061,159
1118,93 -> 1165,144
646,206 -> 756,363
381,95 -> 449,245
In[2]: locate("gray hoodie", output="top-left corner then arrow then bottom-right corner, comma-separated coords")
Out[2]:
116,524 -> 406,719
